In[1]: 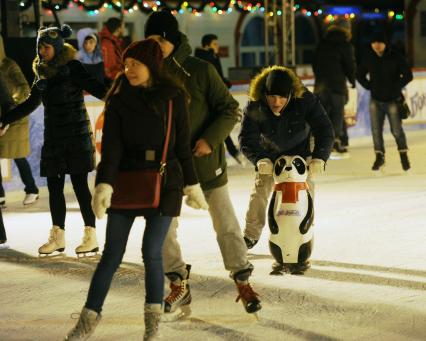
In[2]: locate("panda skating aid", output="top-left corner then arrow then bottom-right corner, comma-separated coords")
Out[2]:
268,155 -> 314,275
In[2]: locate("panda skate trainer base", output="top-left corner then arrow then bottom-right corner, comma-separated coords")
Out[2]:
268,155 -> 314,275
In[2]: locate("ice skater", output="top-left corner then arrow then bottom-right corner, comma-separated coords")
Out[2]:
64,39 -> 206,341
145,9 -> 262,317
357,31 -> 413,173
0,25 -> 106,257
239,66 -> 334,268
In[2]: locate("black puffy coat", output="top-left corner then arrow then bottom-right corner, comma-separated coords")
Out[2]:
312,27 -> 356,95
357,47 -> 413,102
96,78 -> 198,217
2,44 -> 106,177
239,66 -> 334,164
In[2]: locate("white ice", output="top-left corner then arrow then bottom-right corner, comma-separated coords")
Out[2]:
1,130 -> 425,340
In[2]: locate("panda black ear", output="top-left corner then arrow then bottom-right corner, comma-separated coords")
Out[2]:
275,158 -> 286,176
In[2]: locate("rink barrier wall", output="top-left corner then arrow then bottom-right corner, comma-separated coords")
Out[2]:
3,71 -> 426,193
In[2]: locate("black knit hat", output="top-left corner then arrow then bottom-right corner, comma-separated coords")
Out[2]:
37,24 -> 72,55
265,69 -> 293,98
144,10 -> 180,47
371,31 -> 387,44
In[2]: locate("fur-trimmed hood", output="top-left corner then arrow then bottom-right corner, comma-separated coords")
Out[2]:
249,65 -> 305,101
324,25 -> 351,44
32,43 -> 77,80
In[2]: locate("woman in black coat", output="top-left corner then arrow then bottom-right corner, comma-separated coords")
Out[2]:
65,39 -> 207,341
0,25 -> 106,256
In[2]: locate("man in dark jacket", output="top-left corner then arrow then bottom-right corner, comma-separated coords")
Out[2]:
357,32 -> 413,172
239,66 -> 334,256
313,25 -> 356,157
145,10 -> 261,317
194,34 -> 242,164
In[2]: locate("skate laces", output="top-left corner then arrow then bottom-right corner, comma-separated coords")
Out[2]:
165,281 -> 186,304
235,282 -> 259,303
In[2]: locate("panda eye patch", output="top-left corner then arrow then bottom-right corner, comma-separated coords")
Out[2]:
292,158 -> 306,175
274,158 -> 286,176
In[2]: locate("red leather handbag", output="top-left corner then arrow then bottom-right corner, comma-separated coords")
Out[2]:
110,100 -> 173,209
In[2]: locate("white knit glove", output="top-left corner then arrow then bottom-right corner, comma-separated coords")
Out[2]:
0,124 -> 9,137
256,158 -> 273,175
91,183 -> 113,219
308,159 -> 325,177
183,184 -> 208,210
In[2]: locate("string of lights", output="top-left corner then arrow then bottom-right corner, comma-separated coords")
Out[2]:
18,0 -> 405,21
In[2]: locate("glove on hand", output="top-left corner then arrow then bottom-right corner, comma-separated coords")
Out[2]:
183,184 -> 208,210
91,183 -> 113,219
256,158 -> 273,175
309,159 -> 325,177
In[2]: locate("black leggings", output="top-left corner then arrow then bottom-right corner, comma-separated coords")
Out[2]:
47,173 -> 95,229
0,209 -> 5,241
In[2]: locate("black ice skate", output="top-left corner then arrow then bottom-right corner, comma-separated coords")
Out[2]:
371,152 -> 385,173
243,236 -> 258,249
399,151 -> 411,172
330,140 -> 350,160
163,264 -> 192,322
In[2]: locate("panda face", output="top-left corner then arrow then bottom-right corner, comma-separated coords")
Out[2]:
273,155 -> 308,183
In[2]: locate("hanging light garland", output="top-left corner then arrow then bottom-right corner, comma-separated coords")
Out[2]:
18,0 -> 405,22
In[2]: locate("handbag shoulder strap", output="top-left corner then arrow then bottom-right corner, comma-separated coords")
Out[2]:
159,100 -> 173,174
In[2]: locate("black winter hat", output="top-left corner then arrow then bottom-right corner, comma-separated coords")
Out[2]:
144,10 -> 180,47
371,31 -> 387,44
265,70 -> 293,98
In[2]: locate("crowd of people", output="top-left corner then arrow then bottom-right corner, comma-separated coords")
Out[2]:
0,9 -> 414,340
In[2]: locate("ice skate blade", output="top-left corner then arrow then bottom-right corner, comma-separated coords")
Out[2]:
372,167 -> 386,176
161,305 -> 191,322
252,312 -> 260,321
38,251 -> 66,258
329,152 -> 350,160
76,249 -> 99,259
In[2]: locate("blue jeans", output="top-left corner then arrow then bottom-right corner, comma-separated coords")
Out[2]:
369,99 -> 408,154
85,213 -> 172,313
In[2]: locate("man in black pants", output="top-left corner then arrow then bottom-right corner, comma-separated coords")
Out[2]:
357,31 -> 413,172
313,25 -> 356,158
195,34 -> 242,164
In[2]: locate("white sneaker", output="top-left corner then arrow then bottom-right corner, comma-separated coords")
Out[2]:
23,193 -> 39,206
0,240 -> 9,250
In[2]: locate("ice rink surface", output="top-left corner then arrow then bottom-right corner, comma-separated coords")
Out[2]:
1,130 -> 425,341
